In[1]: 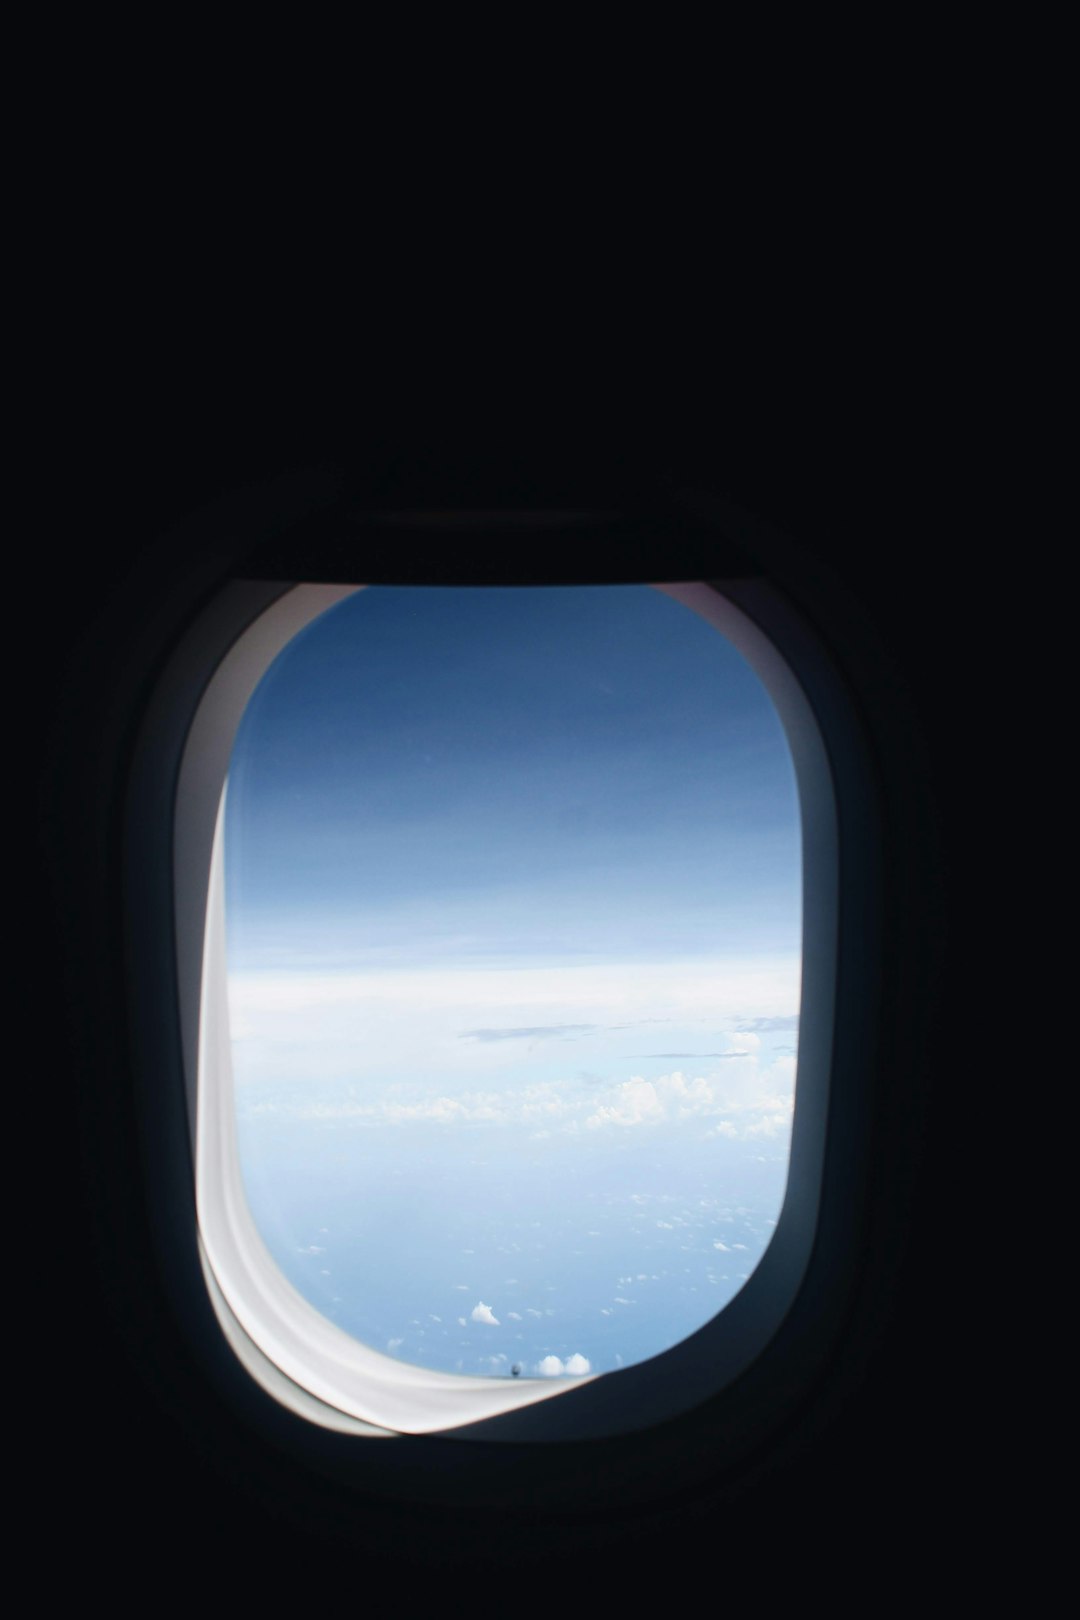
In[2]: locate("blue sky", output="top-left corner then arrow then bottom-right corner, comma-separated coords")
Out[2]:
225,585 -> 802,1378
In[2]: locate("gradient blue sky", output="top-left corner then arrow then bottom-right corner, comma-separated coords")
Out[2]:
225,585 -> 802,1378
226,585 -> 800,970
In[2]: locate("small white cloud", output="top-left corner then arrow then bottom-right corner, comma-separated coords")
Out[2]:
713,1240 -> 731,1251
507,1311 -> 523,1321
471,1301 -> 500,1326
387,1337 -> 404,1350
457,1317 -> 467,1327
536,1352 -> 591,1377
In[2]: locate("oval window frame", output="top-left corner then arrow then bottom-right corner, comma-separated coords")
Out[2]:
169,578 -> 837,1442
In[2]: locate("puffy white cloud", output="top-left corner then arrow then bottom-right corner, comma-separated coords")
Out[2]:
582,1056 -> 796,1136
536,1353 -> 591,1376
744,1098 -> 796,1138
585,1076 -> 666,1128
471,1301 -> 500,1326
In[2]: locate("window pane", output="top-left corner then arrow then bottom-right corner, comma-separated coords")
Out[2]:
225,586 -> 801,1379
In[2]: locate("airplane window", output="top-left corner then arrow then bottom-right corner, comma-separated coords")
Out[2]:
221,585 -> 801,1385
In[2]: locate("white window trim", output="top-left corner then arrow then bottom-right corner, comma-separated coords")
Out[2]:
173,579 -> 838,1441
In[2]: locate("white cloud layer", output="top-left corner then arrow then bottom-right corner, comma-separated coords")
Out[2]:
240,1054 -> 796,1140
229,958 -> 799,1089
231,960 -> 799,1144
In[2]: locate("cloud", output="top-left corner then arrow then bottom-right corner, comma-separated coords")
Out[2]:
736,1015 -> 799,1032
387,1337 -> 404,1350
634,1052 -> 752,1059
536,1353 -> 591,1376
507,1311 -> 523,1321
461,1025 -> 597,1043
471,1301 -> 500,1326
584,1071 -> 718,1128
583,1058 -> 796,1134
236,1025 -> 797,1141
744,1108 -> 794,1138
229,960 -> 800,1096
